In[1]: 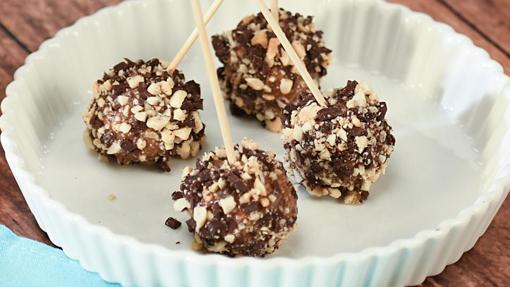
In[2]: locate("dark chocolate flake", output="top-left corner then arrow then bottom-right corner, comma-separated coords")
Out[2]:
165,217 -> 182,230
186,218 -> 196,232
338,80 -> 358,99
155,160 -> 171,172
111,83 -> 128,97
317,107 -> 342,121
100,131 -> 115,146
377,102 -> 388,121
90,115 -> 103,129
241,201 -> 261,213
120,140 -> 136,152
171,191 -> 184,200
113,61 -> 129,73
227,173 -> 249,193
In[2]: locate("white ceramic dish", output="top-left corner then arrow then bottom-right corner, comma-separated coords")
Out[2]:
2,0 -> 510,286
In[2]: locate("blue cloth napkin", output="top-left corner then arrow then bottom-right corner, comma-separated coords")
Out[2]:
0,225 -> 120,287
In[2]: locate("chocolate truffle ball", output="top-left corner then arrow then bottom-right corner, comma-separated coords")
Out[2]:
281,81 -> 395,204
83,58 -> 206,171
172,139 -> 298,257
212,9 -> 332,132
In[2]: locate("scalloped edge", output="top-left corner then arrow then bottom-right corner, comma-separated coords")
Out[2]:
1,0 -> 509,286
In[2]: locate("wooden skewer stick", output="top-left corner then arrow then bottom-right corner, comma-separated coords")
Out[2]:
256,0 -> 327,106
168,0 -> 224,72
190,0 -> 236,164
271,0 -> 279,22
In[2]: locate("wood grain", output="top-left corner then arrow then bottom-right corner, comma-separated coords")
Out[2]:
0,0 -> 508,286
0,29 -> 52,245
421,198 -> 510,287
0,0 -> 120,52
443,0 -> 510,57
390,0 -> 510,74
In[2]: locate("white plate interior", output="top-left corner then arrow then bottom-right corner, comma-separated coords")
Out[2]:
5,0 -> 509,259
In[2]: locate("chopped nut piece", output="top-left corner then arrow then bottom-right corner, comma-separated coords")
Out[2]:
327,134 -> 336,146
279,78 -> 293,95
170,90 -> 187,108
265,117 -> 282,132
193,206 -> 208,231
146,116 -> 170,131
292,41 -> 306,59
280,51 -> 290,66
219,196 -> 236,214
262,94 -> 275,101
127,75 -> 144,88
253,177 -> 266,195
173,109 -> 186,121
329,189 -> 342,199
107,142 -> 121,154
131,105 -> 143,113
160,81 -> 173,95
192,112 -> 204,133
174,127 -> 192,140
117,95 -> 129,106
166,78 -> 175,89
352,115 -> 362,127
99,80 -> 112,93
161,130 -> 175,145
118,122 -> 131,134
107,194 -> 117,201
97,98 -> 106,107
147,83 -> 161,95
182,166 -> 192,179
293,126 -> 303,141
146,96 -> 160,106
224,234 -> 235,243
347,89 -> 368,108
174,198 -> 191,212
355,136 -> 368,152
297,104 -> 320,124
134,111 -> 147,122
251,30 -> 268,48
266,37 -> 280,65
337,128 -> 348,142
136,138 -> 146,150
245,78 -> 265,90
177,141 -> 191,158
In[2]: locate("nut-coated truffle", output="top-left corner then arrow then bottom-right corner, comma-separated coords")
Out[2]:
282,81 -> 395,204
172,139 -> 298,257
83,58 -> 206,171
212,9 -> 332,132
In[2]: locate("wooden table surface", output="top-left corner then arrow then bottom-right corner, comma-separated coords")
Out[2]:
0,0 -> 508,286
